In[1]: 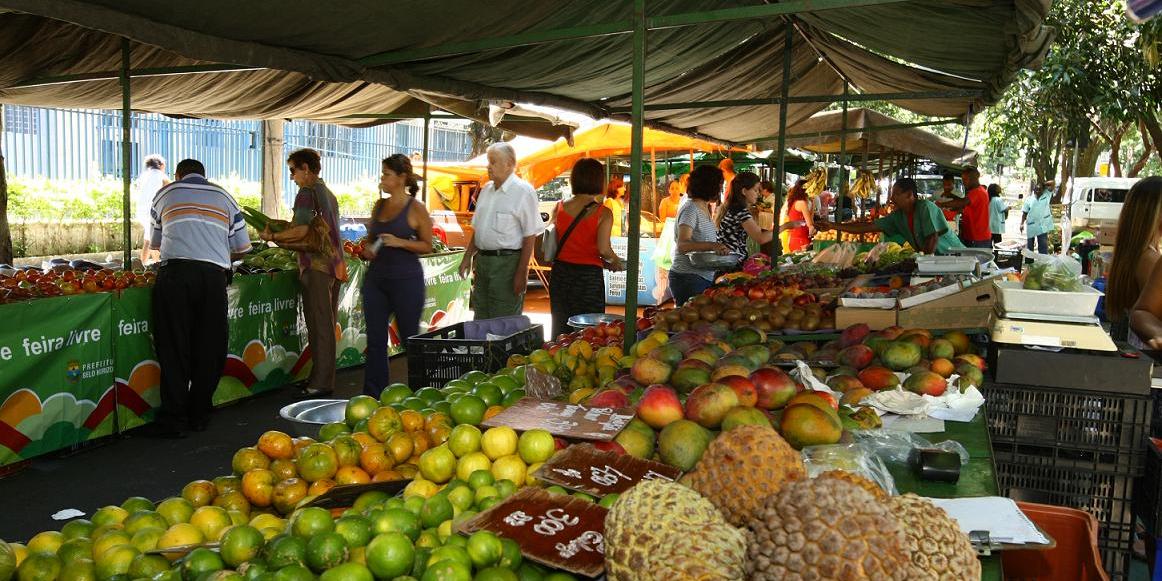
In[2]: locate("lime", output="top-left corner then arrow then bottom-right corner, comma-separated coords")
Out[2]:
18,553 -> 61,581
120,497 -> 156,514
471,383 -> 503,407
272,564 -> 313,581
460,371 -> 489,386
334,516 -> 373,548
473,486 -> 499,507
60,520 -> 95,541
290,507 -> 334,538
465,531 -> 503,569
402,496 -> 425,516
494,480 -> 516,499
449,396 -> 486,426
490,375 -> 520,395
180,547 -> 223,581
220,525 -> 265,568
418,446 -> 457,483
127,554 -> 170,579
475,567 -> 519,581
572,492 -> 595,503
305,532 -> 348,573
432,401 -> 452,416
415,388 -> 443,405
422,559 -> 471,581
365,533 -> 414,580
598,493 -> 620,508
319,562 -> 373,581
442,380 -> 471,393
415,530 -> 441,550
501,390 -> 526,407
383,497 -> 407,512
238,559 -> 269,580
426,546 -> 471,570
516,563 -> 545,581
26,531 -> 64,555
467,470 -> 495,490
401,398 -> 428,412
91,506 -> 129,528
513,366 -> 527,385
124,511 -> 169,535
545,486 -> 569,495
129,527 -> 165,553
345,395 -> 381,428
444,392 -> 465,405
353,490 -> 390,513
380,384 -> 413,406
446,486 -> 474,512
58,558 -> 95,581
419,496 -> 454,529
318,422 -> 350,441
499,538 -> 522,569
446,425 -> 482,458
516,429 -> 555,464
442,535 -> 467,549
476,497 -> 501,511
371,509 -> 421,542
262,535 -> 307,570
543,573 -> 578,581
57,538 -> 93,564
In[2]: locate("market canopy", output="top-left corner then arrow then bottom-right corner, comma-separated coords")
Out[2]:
0,1 -> 1053,144
781,108 -> 980,169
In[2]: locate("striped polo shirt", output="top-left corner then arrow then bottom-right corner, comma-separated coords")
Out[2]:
150,173 -> 251,269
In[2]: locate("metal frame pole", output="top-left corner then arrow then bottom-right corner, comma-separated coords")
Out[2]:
120,38 -> 132,269
774,23 -> 792,258
624,0 -> 646,353
422,110 -> 430,202
837,82 -> 848,223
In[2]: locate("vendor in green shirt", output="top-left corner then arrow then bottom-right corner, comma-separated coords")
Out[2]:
817,177 -> 965,254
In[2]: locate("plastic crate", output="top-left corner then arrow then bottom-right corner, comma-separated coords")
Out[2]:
995,246 -> 1024,271
1135,438 -> 1162,537
406,323 -> 543,388
1002,501 -> 1109,581
982,382 -> 1152,457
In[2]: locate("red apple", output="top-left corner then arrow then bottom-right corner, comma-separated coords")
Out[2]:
636,385 -> 684,429
750,367 -> 800,410
716,375 -> 758,407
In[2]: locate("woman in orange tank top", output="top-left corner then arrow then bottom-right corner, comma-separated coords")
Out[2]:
549,159 -> 625,339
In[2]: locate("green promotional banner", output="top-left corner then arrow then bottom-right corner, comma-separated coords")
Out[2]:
111,272 -> 303,432
0,293 -> 115,466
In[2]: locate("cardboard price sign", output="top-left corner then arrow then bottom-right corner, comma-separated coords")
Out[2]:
481,398 -> 634,441
457,488 -> 608,578
534,444 -> 683,496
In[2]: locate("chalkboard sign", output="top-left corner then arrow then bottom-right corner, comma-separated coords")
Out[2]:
534,444 -> 682,496
481,398 -> 634,441
457,488 -> 608,578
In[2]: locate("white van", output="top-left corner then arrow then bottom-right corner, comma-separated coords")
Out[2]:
1069,177 -> 1140,229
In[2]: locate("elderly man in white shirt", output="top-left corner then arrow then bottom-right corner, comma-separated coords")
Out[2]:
458,142 -> 544,319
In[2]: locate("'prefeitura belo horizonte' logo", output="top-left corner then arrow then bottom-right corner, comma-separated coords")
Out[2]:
65,360 -> 83,383
67,359 -> 115,383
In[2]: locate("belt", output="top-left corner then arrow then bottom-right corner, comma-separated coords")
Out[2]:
478,249 -> 520,256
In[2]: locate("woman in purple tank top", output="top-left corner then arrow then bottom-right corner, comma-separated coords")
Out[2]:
360,154 -> 434,396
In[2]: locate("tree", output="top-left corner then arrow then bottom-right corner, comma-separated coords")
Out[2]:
0,105 -> 11,265
980,0 -> 1162,191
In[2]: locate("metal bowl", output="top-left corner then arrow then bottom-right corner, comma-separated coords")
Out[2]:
278,398 -> 347,437
567,313 -> 624,330
686,251 -> 743,269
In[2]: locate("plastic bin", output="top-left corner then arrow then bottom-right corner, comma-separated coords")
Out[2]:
406,322 -> 543,388
1135,438 -> 1162,537
994,279 -> 1104,317
1002,501 -> 1109,581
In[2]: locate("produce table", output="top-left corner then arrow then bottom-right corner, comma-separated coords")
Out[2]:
0,251 -> 471,467
892,411 -> 1002,580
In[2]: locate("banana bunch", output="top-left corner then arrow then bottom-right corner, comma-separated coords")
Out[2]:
850,170 -> 879,199
804,166 -> 828,198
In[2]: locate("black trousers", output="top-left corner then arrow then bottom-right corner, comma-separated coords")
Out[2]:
151,260 -> 229,430
549,260 -> 606,339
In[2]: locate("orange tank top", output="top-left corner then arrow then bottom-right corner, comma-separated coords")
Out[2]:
554,202 -> 604,267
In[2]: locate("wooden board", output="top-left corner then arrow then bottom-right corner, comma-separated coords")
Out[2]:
457,488 -> 608,578
534,444 -> 682,496
481,398 -> 634,441
301,479 -> 411,510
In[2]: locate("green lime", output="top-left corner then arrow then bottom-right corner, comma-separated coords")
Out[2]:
262,535 -> 307,570
475,567 -> 519,581
501,389 -> 526,407
490,375 -> 520,395
318,422 -> 350,441
238,559 -> 269,580
181,547 -> 223,581
124,511 -> 169,535
290,507 -> 334,538
494,480 -> 516,499
365,532 -> 415,580
353,490 -> 390,512
120,497 -> 156,514
272,564 -> 314,581
598,493 -> 620,508
334,515 -> 373,548
513,366 -> 527,385
499,538 -> 522,569
305,532 -> 348,573
219,525 -> 265,568
401,397 -> 428,412
416,530 -> 441,550
18,552 -> 62,581
58,558 -> 94,581
471,383 -> 503,407
426,546 -> 471,570
442,535 -> 467,549
420,496 -> 454,529
445,392 -> 464,405
319,562 -> 372,581
516,562 -> 545,581
467,470 -> 495,490
465,531 -> 503,569
476,496 -> 501,511
446,486 -> 474,512
449,395 -> 487,426
432,401 -> 452,416
60,519 -> 95,540
415,388 -> 443,405
403,496 -> 425,516
543,573 -> 578,581
380,384 -> 413,406
371,508 -> 421,542
442,380 -> 472,392
572,492 -> 595,503
422,559 -> 471,581
127,554 -> 170,579
460,371 -> 489,386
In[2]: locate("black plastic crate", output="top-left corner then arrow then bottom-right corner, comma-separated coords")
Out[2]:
994,247 -> 1024,271
992,440 -> 1144,475
406,323 -> 543,388
1134,438 -> 1162,536
982,382 -> 1152,454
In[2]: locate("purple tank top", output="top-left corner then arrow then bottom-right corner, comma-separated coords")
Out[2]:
368,197 -> 423,278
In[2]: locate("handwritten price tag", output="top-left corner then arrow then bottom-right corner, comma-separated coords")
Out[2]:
457,488 -> 608,578
481,399 -> 634,441
534,444 -> 683,496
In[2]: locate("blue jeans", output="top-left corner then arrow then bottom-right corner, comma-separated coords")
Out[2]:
1027,233 -> 1049,254
362,270 -> 425,397
669,271 -> 713,307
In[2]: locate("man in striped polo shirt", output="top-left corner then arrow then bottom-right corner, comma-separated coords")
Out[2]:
139,159 -> 251,438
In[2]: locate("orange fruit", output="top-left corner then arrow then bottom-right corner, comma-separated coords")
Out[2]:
335,466 -> 372,485
359,443 -> 393,475
308,479 -> 336,497
399,410 -> 424,433
410,432 -> 431,456
241,469 -> 276,507
367,407 -> 404,442
212,475 -> 242,496
212,490 -> 252,516
232,447 -> 271,475
273,478 -> 310,515
297,443 -> 339,483
372,470 -> 405,483
292,437 -> 316,455
483,406 -> 505,420
386,433 -> 414,464
181,480 -> 217,508
426,424 -> 452,447
270,458 -> 298,481
257,431 -> 295,460
424,413 -> 451,431
395,464 -> 418,479
351,432 -> 378,449
330,436 -> 364,467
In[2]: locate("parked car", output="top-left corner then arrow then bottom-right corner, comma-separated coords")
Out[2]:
1068,177 -> 1141,229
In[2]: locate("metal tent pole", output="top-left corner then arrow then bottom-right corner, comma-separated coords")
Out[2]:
121,38 -> 132,269
422,110 -> 431,203
624,0 -> 646,353
774,22 -> 792,258
837,82 -> 848,223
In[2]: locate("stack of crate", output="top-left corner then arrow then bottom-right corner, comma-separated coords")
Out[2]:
983,378 -> 1152,579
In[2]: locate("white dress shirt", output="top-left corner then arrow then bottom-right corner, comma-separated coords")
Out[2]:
471,174 -> 544,250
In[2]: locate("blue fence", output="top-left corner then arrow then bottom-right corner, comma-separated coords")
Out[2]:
2,105 -> 473,206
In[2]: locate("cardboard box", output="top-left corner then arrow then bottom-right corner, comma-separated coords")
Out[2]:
835,306 -> 896,330
988,342 -> 1153,395
896,279 -> 996,330
991,317 -> 1118,352
1098,226 -> 1117,246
